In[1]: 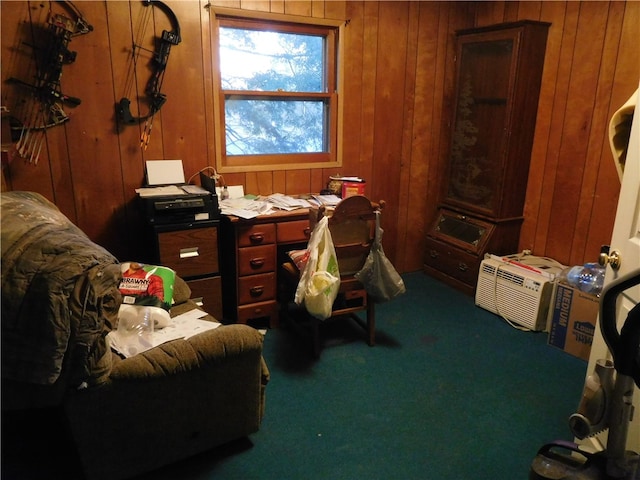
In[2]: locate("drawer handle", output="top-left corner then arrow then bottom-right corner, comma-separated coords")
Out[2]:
430,249 -> 439,259
304,227 -> 311,237
249,233 -> 264,244
249,286 -> 264,297
458,262 -> 468,272
180,247 -> 199,259
249,258 -> 265,269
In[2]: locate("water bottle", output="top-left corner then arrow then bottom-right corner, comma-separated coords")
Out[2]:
578,262 -> 605,295
561,263 -> 605,295
564,265 -> 584,287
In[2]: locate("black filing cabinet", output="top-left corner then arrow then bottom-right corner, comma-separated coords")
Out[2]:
151,221 -> 223,320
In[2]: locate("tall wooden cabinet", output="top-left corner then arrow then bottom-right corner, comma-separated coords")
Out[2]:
424,20 -> 550,295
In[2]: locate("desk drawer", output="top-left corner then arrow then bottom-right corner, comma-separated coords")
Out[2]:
237,223 -> 276,247
237,300 -> 279,325
424,237 -> 480,287
186,276 -> 222,320
238,245 -> 276,276
277,219 -> 310,244
237,272 -> 276,304
158,227 -> 218,277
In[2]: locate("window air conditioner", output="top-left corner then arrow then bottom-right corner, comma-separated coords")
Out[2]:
475,254 -> 564,331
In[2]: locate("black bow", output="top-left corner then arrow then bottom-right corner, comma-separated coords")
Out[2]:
9,0 -> 92,163
116,0 -> 181,145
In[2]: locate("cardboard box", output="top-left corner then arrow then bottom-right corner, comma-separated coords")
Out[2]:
548,283 -> 599,361
342,181 -> 365,198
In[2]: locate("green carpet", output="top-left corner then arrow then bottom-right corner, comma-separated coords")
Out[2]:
138,272 -> 588,479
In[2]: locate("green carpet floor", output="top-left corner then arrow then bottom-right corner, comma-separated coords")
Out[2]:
138,272 -> 588,480
2,272 -> 588,479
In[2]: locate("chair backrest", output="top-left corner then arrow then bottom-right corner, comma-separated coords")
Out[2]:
313,195 -> 381,276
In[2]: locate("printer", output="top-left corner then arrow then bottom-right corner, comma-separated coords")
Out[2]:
141,189 -> 220,225
140,162 -> 221,225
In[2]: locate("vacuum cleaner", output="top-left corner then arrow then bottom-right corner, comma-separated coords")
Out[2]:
530,268 -> 640,480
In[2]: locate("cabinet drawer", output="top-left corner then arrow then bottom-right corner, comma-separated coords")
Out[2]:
238,245 -> 276,276
237,223 -> 276,247
237,272 -> 276,304
237,300 -> 279,325
424,237 -> 480,286
186,276 -> 222,320
158,227 -> 218,277
277,219 -> 310,244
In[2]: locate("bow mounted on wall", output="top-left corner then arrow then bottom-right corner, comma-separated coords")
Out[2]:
6,0 -> 92,164
116,0 -> 181,150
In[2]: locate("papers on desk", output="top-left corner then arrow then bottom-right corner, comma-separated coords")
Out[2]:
219,193 -> 315,219
266,193 -> 313,210
108,308 -> 221,358
219,197 -> 272,219
310,194 -> 341,206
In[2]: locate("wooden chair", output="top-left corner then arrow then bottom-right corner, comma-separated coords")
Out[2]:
281,195 -> 384,357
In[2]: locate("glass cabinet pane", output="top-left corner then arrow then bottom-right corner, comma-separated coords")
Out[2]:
447,38 -> 514,213
436,214 -> 485,246
430,210 -> 494,254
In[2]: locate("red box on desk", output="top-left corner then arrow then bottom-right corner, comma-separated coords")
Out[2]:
342,181 -> 366,198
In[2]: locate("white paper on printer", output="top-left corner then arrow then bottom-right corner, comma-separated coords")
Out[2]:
146,160 -> 185,185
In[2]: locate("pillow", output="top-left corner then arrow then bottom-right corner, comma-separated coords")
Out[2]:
172,275 -> 192,305
288,249 -> 310,271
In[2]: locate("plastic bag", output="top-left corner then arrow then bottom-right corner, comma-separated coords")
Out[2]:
355,211 -> 406,302
295,216 -> 341,320
113,306 -> 155,357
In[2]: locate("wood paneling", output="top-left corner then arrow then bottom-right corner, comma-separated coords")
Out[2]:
1,1 -> 638,272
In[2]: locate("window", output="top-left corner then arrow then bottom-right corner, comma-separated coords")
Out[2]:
210,8 -> 344,172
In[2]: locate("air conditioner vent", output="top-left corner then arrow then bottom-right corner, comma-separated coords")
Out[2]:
496,269 -> 524,286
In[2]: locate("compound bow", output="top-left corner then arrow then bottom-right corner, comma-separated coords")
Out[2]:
116,0 -> 181,150
9,0 -> 92,164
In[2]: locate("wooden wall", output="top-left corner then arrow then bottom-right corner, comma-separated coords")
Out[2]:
1,1 -> 638,273
472,1 -> 640,269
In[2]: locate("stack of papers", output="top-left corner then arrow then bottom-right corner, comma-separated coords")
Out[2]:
310,194 -> 341,206
136,185 -> 187,197
219,197 -> 273,219
266,193 -> 313,210
108,309 -> 221,358
219,193 -> 315,219
135,184 -> 210,197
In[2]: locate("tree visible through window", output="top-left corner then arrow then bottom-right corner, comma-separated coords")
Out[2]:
211,11 -> 343,172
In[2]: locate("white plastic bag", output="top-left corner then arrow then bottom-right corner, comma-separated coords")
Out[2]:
295,216 -> 340,320
355,211 -> 406,302
113,306 -> 155,357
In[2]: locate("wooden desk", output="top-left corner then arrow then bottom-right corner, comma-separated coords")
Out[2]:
220,209 -> 311,328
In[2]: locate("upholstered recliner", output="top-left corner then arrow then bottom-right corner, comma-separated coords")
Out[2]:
1,191 -> 269,480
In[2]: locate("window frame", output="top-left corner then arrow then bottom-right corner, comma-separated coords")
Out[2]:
210,7 -> 345,173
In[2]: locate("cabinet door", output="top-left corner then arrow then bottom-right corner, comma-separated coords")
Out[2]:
444,21 -> 549,220
445,32 -> 516,217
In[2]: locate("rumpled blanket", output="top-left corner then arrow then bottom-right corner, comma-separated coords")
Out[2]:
1,191 -> 122,386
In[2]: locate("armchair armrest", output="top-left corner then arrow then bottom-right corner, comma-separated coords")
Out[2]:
65,323 -> 269,480
109,324 -> 265,380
